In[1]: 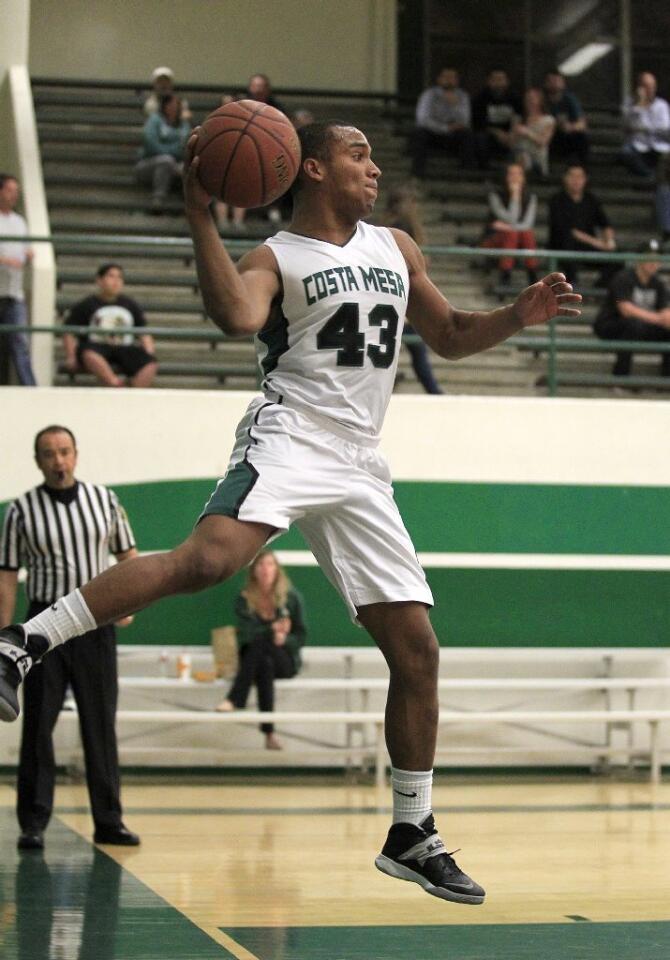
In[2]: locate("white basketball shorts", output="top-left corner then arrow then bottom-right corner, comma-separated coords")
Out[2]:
201,397 -> 434,621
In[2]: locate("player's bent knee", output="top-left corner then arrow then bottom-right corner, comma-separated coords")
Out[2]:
188,549 -> 237,590
167,547 -> 238,593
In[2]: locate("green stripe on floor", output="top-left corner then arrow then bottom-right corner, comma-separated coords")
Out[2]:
222,921 -> 670,960
0,811 -> 231,959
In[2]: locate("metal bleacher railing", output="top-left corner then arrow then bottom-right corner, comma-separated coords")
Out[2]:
3,233 -> 670,397
464,244 -> 670,395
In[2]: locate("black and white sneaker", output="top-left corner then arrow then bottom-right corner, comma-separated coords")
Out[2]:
375,813 -> 485,904
0,626 -> 49,722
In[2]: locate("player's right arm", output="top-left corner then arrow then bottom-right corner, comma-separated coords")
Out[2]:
183,132 -> 280,337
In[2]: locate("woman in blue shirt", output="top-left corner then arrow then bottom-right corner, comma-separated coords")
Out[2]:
135,94 -> 191,212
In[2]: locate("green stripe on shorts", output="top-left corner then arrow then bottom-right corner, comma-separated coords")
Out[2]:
203,458 -> 259,519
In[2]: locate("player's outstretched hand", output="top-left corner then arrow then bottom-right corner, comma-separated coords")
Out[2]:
514,272 -> 582,328
183,127 -> 214,213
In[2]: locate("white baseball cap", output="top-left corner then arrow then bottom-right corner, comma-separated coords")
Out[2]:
152,66 -> 174,81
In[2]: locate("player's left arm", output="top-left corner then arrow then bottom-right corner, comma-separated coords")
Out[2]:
391,228 -> 581,360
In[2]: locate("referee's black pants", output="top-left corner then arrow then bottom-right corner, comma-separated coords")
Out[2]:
17,601 -> 123,834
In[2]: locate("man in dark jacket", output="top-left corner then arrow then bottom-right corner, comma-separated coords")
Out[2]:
472,68 -> 522,169
548,164 -> 617,286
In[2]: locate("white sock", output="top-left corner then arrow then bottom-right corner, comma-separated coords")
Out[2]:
23,589 -> 97,649
391,767 -> 433,826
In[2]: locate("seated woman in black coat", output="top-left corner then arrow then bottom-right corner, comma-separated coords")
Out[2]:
216,551 -> 307,750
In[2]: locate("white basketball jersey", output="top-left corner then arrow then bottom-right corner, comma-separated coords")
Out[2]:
260,222 -> 409,440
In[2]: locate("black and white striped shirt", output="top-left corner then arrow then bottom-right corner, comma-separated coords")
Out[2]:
0,482 -> 135,603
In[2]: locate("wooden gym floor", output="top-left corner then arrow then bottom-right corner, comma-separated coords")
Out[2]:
0,775 -> 669,959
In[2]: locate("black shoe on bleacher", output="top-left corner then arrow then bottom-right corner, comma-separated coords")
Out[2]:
375,813 -> 485,904
0,626 -> 49,722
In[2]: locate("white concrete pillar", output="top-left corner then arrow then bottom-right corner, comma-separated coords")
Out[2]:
1,1 -> 55,386
0,0 -> 30,173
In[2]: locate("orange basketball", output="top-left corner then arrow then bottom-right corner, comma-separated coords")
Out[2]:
193,100 -> 301,208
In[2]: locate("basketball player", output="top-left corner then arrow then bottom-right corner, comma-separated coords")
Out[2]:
0,121 -> 581,903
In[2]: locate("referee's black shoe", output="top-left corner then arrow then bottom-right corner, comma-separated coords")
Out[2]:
93,823 -> 141,846
17,831 -> 44,851
374,813 -> 485,904
0,625 -> 49,723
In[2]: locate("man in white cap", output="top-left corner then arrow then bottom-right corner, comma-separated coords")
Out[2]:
144,67 -> 190,119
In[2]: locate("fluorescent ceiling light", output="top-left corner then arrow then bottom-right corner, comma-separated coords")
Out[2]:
559,42 -> 613,76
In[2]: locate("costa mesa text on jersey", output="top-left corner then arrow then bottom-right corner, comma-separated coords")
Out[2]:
302,265 -> 407,305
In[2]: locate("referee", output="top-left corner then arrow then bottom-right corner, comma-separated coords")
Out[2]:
0,424 -> 140,850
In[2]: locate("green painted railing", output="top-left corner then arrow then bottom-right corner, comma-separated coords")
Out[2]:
3,234 -> 670,396
5,233 -> 670,262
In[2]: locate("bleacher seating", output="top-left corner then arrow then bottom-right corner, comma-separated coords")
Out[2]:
50,646 -> 670,782
31,79 -> 669,397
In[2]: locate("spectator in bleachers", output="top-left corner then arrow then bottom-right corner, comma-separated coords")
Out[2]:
246,73 -> 285,113
510,87 -> 555,178
481,163 -> 538,287
656,154 -> 670,244
0,173 -> 36,386
543,69 -> 590,165
293,108 -> 315,130
621,71 -> 670,179
409,68 -> 474,178
63,263 -> 158,388
384,185 -> 443,394
594,239 -> 670,377
548,164 -> 617,287
215,551 -> 307,751
472,67 -> 522,169
135,94 -> 192,213
144,66 -> 190,119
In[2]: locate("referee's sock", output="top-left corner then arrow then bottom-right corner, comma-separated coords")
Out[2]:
23,589 -> 97,648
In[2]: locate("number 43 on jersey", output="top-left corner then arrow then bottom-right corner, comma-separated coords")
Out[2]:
316,302 -> 399,368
